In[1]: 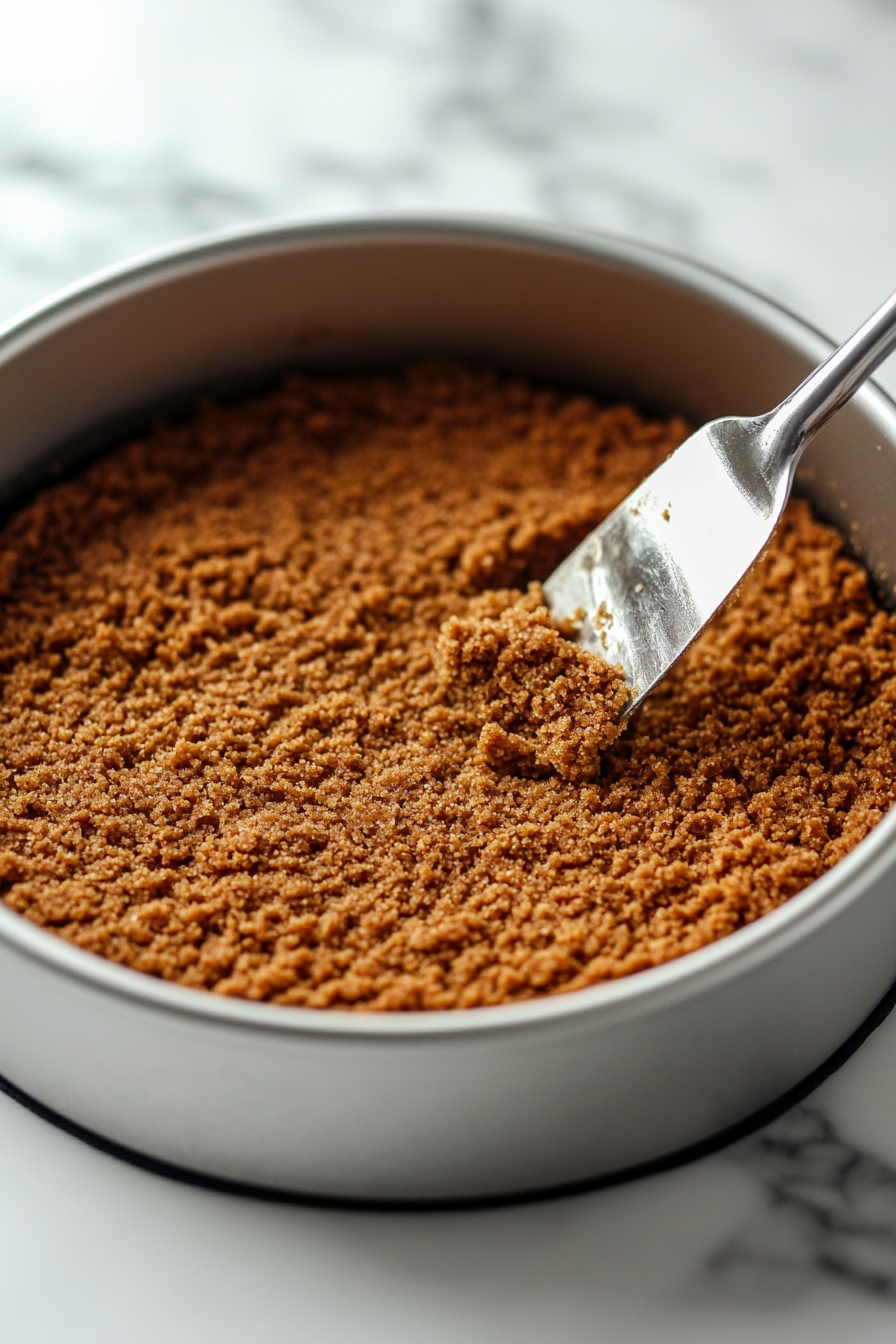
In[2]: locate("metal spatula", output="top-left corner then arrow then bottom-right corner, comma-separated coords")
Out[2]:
543,286 -> 896,718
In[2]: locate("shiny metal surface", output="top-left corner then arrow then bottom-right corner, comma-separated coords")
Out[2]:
1,218 -> 896,1201
544,285 -> 896,711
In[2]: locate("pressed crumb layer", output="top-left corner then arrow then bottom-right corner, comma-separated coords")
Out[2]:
1,363 -> 895,1010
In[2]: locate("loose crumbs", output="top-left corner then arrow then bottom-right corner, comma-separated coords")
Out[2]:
0,362 -> 895,1010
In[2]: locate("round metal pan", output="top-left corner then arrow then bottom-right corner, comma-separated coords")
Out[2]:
1,216 -> 895,1203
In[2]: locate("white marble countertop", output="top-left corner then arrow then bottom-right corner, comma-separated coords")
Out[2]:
3,1 -> 896,1339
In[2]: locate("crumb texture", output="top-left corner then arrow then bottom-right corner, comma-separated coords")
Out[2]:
0,363 -> 894,1010
437,588 -> 628,784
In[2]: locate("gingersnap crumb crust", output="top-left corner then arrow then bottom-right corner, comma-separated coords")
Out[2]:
0,361 -> 894,1011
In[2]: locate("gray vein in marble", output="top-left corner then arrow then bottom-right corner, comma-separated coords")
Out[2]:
0,0 -> 753,319
425,0 -> 697,246
708,1108 -> 896,1305
3,0 -> 896,345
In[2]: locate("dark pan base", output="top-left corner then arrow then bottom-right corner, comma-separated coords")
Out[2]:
2,972 -> 895,1215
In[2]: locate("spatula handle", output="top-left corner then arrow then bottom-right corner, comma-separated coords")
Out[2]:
766,286 -> 896,466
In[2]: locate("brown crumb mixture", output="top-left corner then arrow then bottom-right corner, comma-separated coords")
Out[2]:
437,589 -> 629,784
0,362 -> 895,1010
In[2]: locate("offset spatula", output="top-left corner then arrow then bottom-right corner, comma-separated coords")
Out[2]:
544,286 -> 896,717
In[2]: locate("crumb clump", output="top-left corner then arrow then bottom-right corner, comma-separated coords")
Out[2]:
437,588 -> 628,783
0,362 -> 894,1011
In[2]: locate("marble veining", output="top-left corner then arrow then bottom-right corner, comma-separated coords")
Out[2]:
713,1108 -> 896,1303
3,0 -> 896,344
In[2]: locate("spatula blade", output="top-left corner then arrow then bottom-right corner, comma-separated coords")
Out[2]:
543,416 -> 784,714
